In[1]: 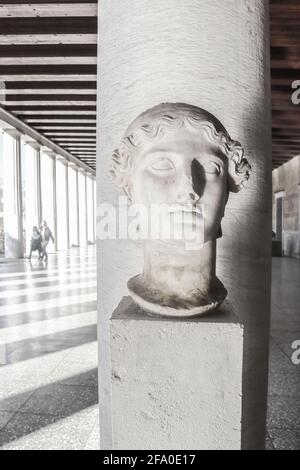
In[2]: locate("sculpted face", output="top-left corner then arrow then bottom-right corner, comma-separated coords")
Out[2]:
130,127 -> 228,243
111,103 -> 252,316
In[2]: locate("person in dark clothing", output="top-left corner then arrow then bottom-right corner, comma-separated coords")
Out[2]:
28,226 -> 42,260
39,220 -> 55,261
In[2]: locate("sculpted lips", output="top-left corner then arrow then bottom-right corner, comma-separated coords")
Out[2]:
167,204 -> 203,216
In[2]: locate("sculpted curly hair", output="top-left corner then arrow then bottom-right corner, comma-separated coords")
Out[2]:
111,103 -> 251,199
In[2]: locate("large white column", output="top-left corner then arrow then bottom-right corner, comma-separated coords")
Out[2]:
75,166 -> 80,246
84,171 -> 88,245
65,162 -> 70,249
97,0 -> 272,449
51,153 -> 58,251
92,177 -> 96,243
34,144 -> 42,226
3,130 -> 24,258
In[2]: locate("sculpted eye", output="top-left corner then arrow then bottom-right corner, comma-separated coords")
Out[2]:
150,158 -> 175,171
203,161 -> 221,175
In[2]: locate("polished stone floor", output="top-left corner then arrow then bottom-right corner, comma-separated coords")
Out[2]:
0,248 -> 299,449
0,246 -> 99,450
267,257 -> 300,450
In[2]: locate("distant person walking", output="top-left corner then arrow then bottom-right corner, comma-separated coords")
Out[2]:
39,220 -> 55,261
28,226 -> 42,260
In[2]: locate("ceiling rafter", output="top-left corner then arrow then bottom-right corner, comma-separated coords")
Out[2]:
270,0 -> 300,168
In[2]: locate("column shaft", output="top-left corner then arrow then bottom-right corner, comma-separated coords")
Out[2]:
52,156 -> 58,251
3,131 -> 24,258
75,167 -> 80,246
65,163 -> 70,249
84,172 -> 88,245
35,146 -> 42,225
98,0 -> 272,450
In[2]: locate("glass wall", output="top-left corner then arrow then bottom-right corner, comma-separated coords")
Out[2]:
56,160 -> 68,251
68,166 -> 78,247
0,125 -> 95,258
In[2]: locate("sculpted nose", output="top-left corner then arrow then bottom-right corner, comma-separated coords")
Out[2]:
189,192 -> 197,201
176,176 -> 200,204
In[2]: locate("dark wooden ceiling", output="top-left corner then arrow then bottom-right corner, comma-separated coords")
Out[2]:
0,0 -> 97,171
271,0 -> 300,169
0,1 -> 299,171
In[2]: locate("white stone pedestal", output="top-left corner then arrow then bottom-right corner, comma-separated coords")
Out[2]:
110,297 -> 244,450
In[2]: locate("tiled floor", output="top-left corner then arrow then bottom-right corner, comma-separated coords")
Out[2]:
267,257 -> 300,450
0,248 -> 299,449
0,246 -> 99,450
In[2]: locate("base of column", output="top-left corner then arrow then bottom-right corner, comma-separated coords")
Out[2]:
109,296 -> 244,450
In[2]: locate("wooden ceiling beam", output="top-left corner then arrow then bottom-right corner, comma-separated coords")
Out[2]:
0,57 -> 97,65
25,118 -> 96,123
271,37 -> 300,47
0,74 -> 97,81
272,127 -> 300,134
13,110 -> 96,115
7,105 -> 96,111
0,35 -> 97,45
2,100 -> 96,106
0,17 -> 97,35
271,68 -> 300,80
0,65 -> 96,74
35,125 -> 96,129
271,5 -> 300,15
52,137 -> 96,142
4,88 -> 97,94
4,80 -> 96,89
43,131 -> 96,136
61,143 -> 96,147
0,3 -> 97,18
0,44 -> 97,57
22,113 -> 96,119
3,94 -> 96,101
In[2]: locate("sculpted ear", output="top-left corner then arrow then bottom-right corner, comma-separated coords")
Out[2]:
111,148 -> 133,201
228,145 -> 252,193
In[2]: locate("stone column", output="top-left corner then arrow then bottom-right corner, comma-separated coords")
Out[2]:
65,162 -> 70,249
3,130 -> 24,258
35,144 -> 42,226
97,0 -> 272,450
84,171 -> 88,245
92,177 -> 96,243
74,166 -> 80,246
51,153 -> 58,252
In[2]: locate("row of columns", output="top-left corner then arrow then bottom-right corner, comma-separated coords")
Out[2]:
2,130 -> 96,258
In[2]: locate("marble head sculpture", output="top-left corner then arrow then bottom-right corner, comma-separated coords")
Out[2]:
111,103 -> 251,317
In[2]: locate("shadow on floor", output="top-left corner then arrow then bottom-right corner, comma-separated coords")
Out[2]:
5,324 -> 97,365
0,368 -> 98,446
